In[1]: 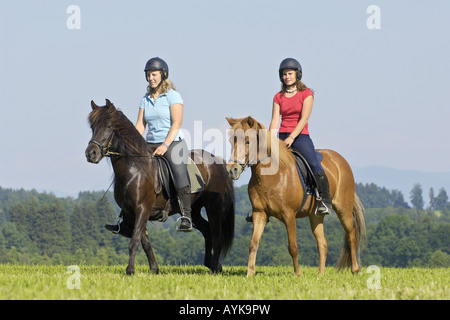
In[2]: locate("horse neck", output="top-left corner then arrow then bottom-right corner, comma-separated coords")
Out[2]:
110,135 -> 153,179
259,132 -> 294,167
248,133 -> 296,183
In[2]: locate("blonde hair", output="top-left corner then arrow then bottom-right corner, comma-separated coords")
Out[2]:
146,71 -> 176,97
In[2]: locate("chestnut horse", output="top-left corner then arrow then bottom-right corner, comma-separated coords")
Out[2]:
85,100 -> 235,275
226,116 -> 365,276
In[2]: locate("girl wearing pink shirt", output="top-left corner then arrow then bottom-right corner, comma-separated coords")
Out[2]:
269,58 -> 332,216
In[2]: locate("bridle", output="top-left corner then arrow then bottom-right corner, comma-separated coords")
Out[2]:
89,129 -> 152,158
229,141 -> 270,174
229,153 -> 251,173
89,130 -> 123,158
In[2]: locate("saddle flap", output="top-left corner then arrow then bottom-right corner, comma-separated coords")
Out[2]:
155,156 -> 173,198
154,155 -> 205,198
153,158 -> 162,195
289,149 -> 327,213
290,149 -> 315,189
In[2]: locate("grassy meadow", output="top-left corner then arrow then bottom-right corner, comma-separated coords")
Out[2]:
0,264 -> 448,300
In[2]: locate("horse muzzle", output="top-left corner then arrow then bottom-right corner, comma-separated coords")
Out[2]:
85,144 -> 103,164
226,162 -> 243,180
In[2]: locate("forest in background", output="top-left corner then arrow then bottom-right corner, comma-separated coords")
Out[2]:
0,182 -> 449,268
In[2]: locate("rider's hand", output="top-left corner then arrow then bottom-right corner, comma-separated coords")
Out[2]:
152,144 -> 168,156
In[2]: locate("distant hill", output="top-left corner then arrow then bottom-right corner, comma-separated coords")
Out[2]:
353,166 -> 450,206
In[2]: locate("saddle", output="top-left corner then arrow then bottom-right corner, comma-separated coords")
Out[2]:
289,148 -> 324,213
151,154 -> 205,222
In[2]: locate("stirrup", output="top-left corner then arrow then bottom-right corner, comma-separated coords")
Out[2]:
314,200 -> 331,217
176,216 -> 192,232
107,216 -> 122,234
245,211 -> 253,222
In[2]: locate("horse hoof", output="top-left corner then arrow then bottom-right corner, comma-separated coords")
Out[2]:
126,267 -> 135,275
213,264 -> 223,274
150,267 -> 159,274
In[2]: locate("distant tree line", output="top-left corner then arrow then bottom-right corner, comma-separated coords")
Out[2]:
0,183 -> 449,268
356,182 -> 450,211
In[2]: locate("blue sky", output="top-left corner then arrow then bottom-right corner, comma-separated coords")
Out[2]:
1,0 -> 449,197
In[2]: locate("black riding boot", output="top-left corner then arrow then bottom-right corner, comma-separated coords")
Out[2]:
314,171 -> 333,216
105,213 -> 134,238
177,185 -> 192,232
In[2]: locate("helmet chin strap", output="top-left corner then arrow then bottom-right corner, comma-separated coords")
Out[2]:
284,80 -> 299,91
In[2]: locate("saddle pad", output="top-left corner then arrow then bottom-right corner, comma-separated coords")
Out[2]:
187,157 -> 204,193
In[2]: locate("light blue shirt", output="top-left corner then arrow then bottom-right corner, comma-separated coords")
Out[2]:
139,89 -> 184,143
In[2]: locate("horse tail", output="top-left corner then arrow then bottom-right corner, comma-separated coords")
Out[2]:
337,192 -> 366,270
220,176 -> 235,258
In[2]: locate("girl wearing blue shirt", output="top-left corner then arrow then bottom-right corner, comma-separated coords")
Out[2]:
136,57 -> 192,232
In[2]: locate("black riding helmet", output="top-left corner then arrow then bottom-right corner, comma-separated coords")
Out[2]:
144,57 -> 169,80
279,58 -> 302,81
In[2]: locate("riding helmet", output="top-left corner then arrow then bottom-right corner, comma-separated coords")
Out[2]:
279,58 -> 302,81
144,57 -> 169,80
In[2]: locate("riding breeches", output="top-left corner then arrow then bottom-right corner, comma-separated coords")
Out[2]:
149,140 -> 190,189
278,132 -> 323,173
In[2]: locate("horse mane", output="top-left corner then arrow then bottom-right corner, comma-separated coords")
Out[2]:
227,116 -> 294,168
88,101 -> 151,164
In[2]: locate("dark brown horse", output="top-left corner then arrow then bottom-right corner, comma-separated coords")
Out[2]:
226,116 -> 365,276
85,99 -> 234,275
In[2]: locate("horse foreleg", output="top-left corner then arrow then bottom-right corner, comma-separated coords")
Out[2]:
126,213 -> 147,275
247,211 -> 267,277
308,214 -> 327,275
141,230 -> 159,274
284,214 -> 301,276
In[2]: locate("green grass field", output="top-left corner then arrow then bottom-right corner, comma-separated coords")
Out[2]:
0,264 -> 448,300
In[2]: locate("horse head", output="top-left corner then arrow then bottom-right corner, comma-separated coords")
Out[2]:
225,116 -> 271,180
85,99 -> 117,163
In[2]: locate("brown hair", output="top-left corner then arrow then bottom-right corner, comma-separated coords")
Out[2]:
280,80 -> 314,96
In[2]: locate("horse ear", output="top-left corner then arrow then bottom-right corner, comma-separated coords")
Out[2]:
226,117 -> 239,127
91,100 -> 98,110
246,116 -> 256,129
105,99 -> 116,111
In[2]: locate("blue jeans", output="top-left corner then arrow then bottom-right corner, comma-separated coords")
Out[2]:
278,132 -> 323,173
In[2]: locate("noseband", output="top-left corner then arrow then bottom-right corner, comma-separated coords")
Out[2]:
229,154 -> 250,173
89,130 -> 122,157
229,150 -> 270,174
